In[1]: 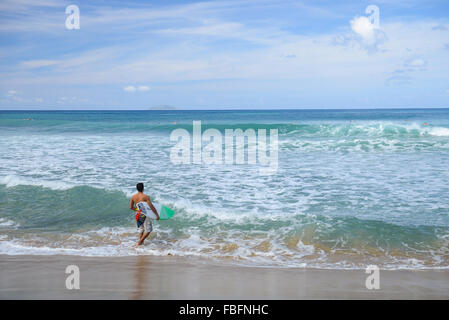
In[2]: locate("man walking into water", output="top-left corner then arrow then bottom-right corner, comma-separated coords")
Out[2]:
130,183 -> 159,247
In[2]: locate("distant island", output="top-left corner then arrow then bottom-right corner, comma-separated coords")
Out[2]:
148,105 -> 177,110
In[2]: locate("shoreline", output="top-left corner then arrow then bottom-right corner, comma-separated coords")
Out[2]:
1,254 -> 448,299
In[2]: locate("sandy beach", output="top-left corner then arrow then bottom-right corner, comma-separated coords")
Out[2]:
1,254 -> 448,299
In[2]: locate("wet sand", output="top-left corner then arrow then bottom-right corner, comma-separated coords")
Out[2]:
0,254 -> 448,299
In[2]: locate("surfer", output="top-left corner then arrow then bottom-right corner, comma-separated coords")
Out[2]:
130,183 -> 160,247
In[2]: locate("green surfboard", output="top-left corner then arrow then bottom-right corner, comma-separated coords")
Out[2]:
152,203 -> 175,220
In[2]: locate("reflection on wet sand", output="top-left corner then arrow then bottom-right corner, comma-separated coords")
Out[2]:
131,255 -> 148,299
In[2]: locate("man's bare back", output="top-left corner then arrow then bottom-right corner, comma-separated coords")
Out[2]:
130,192 -> 151,207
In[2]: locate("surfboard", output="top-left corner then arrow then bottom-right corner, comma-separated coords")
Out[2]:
136,202 -> 175,220
154,203 -> 175,220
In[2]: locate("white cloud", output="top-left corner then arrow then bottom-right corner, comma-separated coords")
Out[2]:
124,85 -> 150,92
341,5 -> 392,54
386,56 -> 428,86
404,58 -> 427,68
123,85 -> 136,92
0,0 -> 63,12
158,22 -> 241,36
346,15 -> 387,53
20,60 -> 59,69
1,8 -> 448,93
5,90 -> 23,102
57,97 -> 67,104
432,24 -> 448,31
57,96 -> 77,104
351,16 -> 375,42
35,97 -> 44,102
137,85 -> 150,91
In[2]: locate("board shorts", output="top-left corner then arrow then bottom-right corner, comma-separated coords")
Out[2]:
137,216 -> 153,234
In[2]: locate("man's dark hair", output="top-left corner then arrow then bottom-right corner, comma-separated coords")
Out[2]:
136,183 -> 144,192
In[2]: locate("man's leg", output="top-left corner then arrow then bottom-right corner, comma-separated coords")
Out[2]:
136,219 -> 152,247
137,232 -> 150,246
135,231 -> 144,248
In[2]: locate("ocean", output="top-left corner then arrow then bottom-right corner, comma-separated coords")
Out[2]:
0,109 -> 448,269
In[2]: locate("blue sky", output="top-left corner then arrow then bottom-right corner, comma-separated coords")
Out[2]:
0,0 -> 448,109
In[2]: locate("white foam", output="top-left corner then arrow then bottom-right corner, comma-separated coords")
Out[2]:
0,232 -> 447,270
428,127 -> 449,137
0,218 -> 18,228
0,239 -> 138,257
0,175 -> 74,190
1,121 -> 449,270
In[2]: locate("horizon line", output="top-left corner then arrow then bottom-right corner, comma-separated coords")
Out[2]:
1,107 -> 449,112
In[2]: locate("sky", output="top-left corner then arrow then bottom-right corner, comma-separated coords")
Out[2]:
0,0 -> 448,110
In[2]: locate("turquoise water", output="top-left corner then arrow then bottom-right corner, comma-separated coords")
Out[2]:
0,109 -> 449,269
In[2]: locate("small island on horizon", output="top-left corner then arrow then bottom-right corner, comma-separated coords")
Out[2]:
148,105 -> 177,110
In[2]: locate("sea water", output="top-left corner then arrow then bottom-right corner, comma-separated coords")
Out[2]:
0,109 -> 448,269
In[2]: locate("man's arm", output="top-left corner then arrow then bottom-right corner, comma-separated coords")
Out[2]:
130,197 -> 136,211
146,196 -> 160,220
